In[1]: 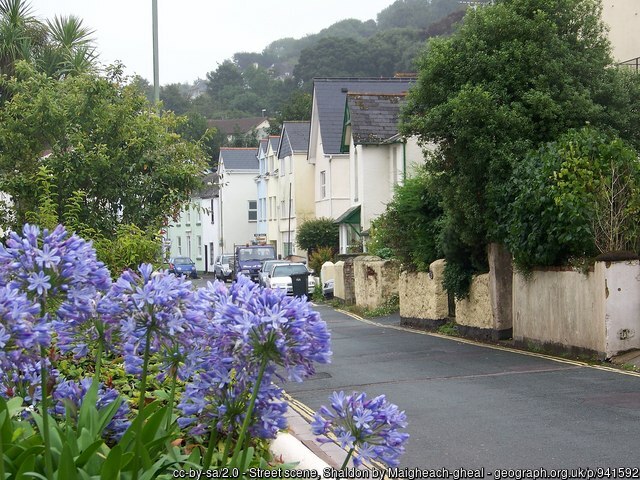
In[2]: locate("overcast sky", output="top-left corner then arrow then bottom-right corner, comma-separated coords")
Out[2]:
28,0 -> 396,85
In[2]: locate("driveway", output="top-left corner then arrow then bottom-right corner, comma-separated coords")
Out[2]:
279,305 -> 640,470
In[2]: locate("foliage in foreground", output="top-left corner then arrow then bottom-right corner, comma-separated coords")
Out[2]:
297,218 -> 339,256
0,223 -> 408,478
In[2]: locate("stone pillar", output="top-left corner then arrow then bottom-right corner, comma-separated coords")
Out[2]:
320,261 -> 335,285
342,257 -> 356,305
333,261 -> 345,301
488,243 -> 513,333
399,259 -> 448,329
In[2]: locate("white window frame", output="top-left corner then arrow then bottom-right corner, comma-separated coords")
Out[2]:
320,171 -> 326,199
248,200 -> 257,222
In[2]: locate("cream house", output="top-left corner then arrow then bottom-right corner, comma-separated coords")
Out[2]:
264,136 -> 281,253
276,121 -> 315,259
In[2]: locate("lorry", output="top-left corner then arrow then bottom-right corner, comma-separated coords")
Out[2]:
233,244 -> 276,283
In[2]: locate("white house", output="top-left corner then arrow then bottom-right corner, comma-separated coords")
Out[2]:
164,172 -> 220,273
217,147 -> 259,253
307,78 -> 415,225
602,0 -> 640,65
255,138 -> 269,242
339,92 -> 428,254
264,136 -> 281,252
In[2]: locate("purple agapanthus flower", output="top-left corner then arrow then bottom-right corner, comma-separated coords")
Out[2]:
52,377 -> 131,441
98,264 -> 202,378
0,224 -> 112,359
311,391 -> 409,468
178,276 -> 331,439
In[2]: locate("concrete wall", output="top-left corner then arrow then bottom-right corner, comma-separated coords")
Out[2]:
399,259 -> 448,328
513,261 -> 640,358
353,256 -> 400,310
456,273 -> 493,329
321,261 -> 336,285
333,261 -> 345,301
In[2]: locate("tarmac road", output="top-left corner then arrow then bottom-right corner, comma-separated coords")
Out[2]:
279,305 -> 640,472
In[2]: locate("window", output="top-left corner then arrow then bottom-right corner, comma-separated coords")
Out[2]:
248,200 -> 257,222
186,208 -> 191,225
281,200 -> 286,218
186,235 -> 191,259
197,235 -> 202,258
177,237 -> 182,255
209,242 -> 214,264
196,208 -> 202,224
320,171 -> 326,199
210,199 -> 215,223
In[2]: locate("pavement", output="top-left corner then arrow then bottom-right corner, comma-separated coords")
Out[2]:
610,349 -> 640,369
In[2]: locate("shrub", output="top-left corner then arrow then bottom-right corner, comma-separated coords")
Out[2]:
368,169 -> 443,272
506,127 -> 640,271
297,218 -> 339,254
308,245 -> 335,276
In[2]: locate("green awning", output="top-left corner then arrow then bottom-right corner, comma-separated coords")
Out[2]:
335,205 -> 361,225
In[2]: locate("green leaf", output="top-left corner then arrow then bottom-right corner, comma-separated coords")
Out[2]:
100,444 -> 122,480
58,442 -> 79,480
74,439 -> 104,468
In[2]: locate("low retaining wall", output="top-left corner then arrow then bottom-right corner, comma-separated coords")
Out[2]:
399,259 -> 448,329
513,260 -> 640,358
353,256 -> 399,310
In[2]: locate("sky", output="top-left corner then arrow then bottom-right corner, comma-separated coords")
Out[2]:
28,0 -> 396,85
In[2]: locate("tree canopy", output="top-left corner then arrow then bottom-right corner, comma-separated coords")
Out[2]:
0,63 -> 208,235
401,0 -> 640,294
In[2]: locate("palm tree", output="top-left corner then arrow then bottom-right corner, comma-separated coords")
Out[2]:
0,0 -> 45,76
41,15 -> 97,78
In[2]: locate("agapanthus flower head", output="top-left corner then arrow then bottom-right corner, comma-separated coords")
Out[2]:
178,276 -> 331,439
0,224 -> 112,359
98,264 -> 202,377
311,391 -> 409,468
52,377 -> 131,441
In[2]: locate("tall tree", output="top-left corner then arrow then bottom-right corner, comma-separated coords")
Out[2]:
401,0 -> 640,296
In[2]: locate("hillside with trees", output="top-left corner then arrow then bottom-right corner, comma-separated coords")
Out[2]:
136,0 -> 489,163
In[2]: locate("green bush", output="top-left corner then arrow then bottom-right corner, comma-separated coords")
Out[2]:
506,127 -> 640,272
368,169 -> 443,272
308,246 -> 335,277
297,218 -> 339,254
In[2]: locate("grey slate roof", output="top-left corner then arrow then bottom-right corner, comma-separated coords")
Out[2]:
218,148 -> 258,171
313,77 -> 415,155
278,121 -> 310,159
347,93 -> 406,145
198,172 -> 219,199
268,135 -> 280,153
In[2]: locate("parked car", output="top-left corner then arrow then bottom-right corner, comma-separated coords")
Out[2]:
167,257 -> 198,278
323,279 -> 334,299
265,262 -> 315,296
214,253 -> 234,282
259,260 -> 290,287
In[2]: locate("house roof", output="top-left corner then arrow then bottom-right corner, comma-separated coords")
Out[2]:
198,172 -> 219,199
278,121 -> 311,159
346,93 -> 407,145
312,77 -> 415,155
218,148 -> 258,171
257,138 -> 269,157
268,135 -> 280,153
207,117 -> 269,135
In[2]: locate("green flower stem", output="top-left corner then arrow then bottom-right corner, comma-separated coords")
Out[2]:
229,357 -> 269,468
0,422 -> 5,480
40,345 -> 53,480
131,326 -> 154,480
341,447 -> 355,470
165,366 -> 178,431
92,333 -> 104,391
203,426 -> 222,470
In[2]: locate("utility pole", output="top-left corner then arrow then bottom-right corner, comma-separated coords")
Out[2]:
152,0 -> 160,103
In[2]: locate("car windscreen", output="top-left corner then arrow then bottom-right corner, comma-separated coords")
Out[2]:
272,265 -> 308,277
173,257 -> 192,264
221,255 -> 233,263
238,248 -> 275,261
